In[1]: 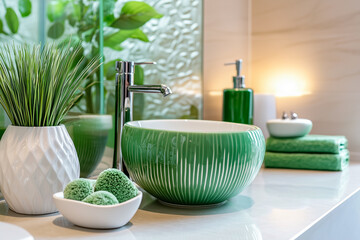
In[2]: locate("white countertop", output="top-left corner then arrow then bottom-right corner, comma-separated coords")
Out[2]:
1,162 -> 360,240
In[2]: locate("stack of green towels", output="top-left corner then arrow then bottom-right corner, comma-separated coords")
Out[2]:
264,135 -> 349,171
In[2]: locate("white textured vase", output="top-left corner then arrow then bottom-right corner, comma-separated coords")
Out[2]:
0,125 -> 80,214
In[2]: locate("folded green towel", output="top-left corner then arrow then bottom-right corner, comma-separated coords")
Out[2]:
266,135 -> 348,154
264,149 -> 349,171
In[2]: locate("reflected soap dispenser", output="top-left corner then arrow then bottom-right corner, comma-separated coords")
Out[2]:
223,59 -> 253,124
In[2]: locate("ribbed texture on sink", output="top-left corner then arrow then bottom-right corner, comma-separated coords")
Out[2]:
121,122 -> 265,205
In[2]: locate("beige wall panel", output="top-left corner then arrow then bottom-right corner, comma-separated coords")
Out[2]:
203,0 -> 251,120
252,0 -> 360,152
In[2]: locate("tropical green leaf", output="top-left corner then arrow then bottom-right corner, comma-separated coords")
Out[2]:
104,0 -> 115,16
83,4 -> 98,26
19,0 -> 32,17
104,29 -> 148,50
104,59 -> 118,80
111,1 -> 163,30
5,8 -> 19,34
103,0 -> 115,23
104,14 -> 115,24
82,29 -> 94,42
130,29 -> 149,42
47,22 -> 65,39
133,93 -> 144,120
179,105 -> 199,119
104,29 -> 130,50
134,65 -> 144,85
71,2 -> 81,21
133,65 -> 145,120
78,24 -> 93,33
67,14 -> 76,26
47,1 -> 67,22
190,105 -> 199,118
0,19 -> 3,33
110,45 -> 124,51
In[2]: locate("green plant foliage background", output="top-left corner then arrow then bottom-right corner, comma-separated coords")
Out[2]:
0,0 -> 200,121
45,0 -> 163,118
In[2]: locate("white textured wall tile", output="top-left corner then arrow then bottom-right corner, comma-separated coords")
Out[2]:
113,0 -> 203,120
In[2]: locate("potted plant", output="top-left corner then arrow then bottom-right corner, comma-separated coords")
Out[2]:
45,0 -> 163,177
0,42 -> 100,214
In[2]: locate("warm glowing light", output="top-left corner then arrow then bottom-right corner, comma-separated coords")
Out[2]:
273,73 -> 311,97
208,91 -> 222,97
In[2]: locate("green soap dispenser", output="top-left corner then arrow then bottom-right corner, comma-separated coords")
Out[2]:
222,59 -> 253,124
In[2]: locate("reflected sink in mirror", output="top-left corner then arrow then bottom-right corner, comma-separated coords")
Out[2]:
121,120 -> 265,207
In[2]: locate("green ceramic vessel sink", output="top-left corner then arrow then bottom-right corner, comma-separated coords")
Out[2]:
121,120 -> 265,206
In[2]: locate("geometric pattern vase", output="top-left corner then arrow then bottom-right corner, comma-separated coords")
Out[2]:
0,125 -> 80,214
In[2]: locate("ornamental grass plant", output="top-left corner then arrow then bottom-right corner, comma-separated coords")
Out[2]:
0,43 -> 100,126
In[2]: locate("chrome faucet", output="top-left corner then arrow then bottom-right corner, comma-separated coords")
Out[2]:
113,61 -> 172,175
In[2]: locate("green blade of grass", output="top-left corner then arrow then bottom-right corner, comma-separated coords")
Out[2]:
0,42 -> 101,126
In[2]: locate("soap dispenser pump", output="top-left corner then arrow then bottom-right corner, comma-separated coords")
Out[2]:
222,59 -> 253,124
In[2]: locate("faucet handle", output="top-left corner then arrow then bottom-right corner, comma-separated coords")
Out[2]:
116,61 -> 134,73
116,61 -> 156,74
135,62 -> 157,65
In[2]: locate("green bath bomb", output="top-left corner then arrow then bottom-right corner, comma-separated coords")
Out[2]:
95,169 -> 138,203
64,178 -> 94,201
82,191 -> 119,205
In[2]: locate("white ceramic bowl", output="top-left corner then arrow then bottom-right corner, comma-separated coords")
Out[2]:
53,191 -> 142,229
266,119 -> 312,138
